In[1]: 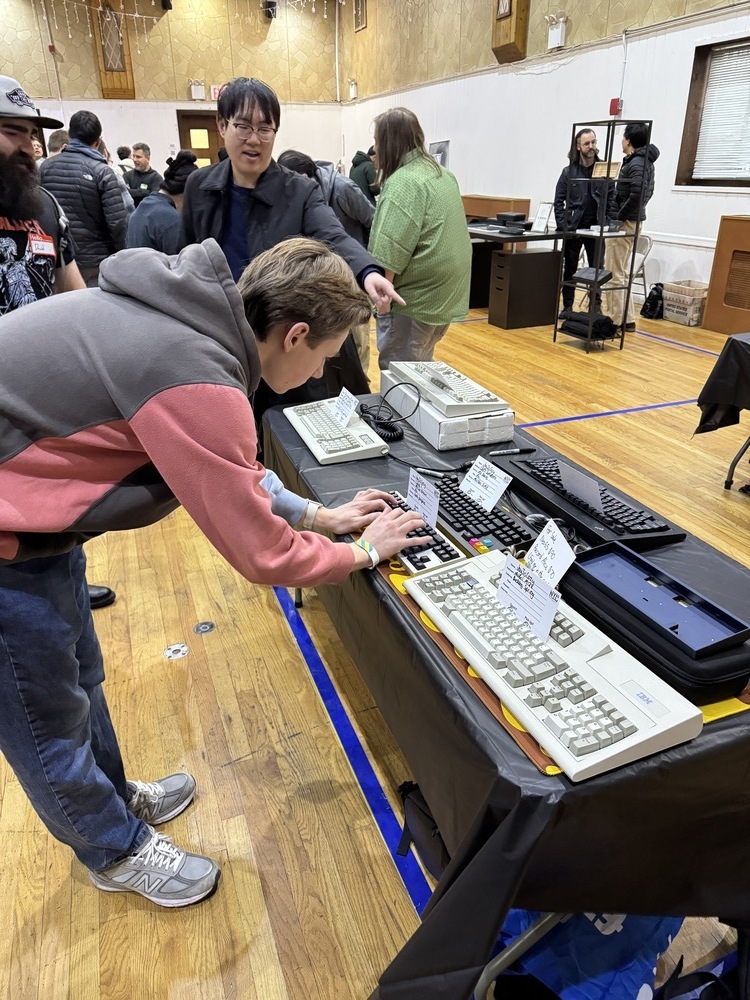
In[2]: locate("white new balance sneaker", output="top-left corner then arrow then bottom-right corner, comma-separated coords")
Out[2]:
126,773 -> 196,825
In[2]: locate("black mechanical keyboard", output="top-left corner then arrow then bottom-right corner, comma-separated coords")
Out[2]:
388,492 -> 464,575
436,474 -> 536,555
505,456 -> 686,548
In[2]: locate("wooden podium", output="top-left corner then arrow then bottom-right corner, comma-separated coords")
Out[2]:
704,215 -> 750,335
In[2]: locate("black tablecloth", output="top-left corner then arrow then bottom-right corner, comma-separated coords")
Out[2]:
696,331 -> 750,433
263,403 -> 750,1000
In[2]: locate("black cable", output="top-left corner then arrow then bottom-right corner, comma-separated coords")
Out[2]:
358,382 -> 424,442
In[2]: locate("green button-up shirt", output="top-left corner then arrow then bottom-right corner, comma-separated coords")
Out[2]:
368,151 -> 471,325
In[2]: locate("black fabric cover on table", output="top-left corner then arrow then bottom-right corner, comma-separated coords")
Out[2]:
263,402 -> 750,1000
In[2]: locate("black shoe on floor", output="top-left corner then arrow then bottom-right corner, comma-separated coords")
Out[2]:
624,322 -> 636,331
88,584 -> 116,609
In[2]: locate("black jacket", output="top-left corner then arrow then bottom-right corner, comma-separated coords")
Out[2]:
180,158 -> 378,280
123,166 -> 164,205
39,140 -> 128,268
614,144 -> 660,222
126,192 -> 182,255
553,159 -> 615,231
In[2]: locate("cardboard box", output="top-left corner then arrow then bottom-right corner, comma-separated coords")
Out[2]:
380,371 -> 514,450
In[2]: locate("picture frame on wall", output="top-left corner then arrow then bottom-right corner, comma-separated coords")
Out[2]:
496,0 -> 511,18
428,140 -> 450,168
354,0 -> 366,31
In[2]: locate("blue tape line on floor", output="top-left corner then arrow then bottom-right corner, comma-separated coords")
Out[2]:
518,397 -> 697,429
634,330 -> 720,356
273,585 -> 433,914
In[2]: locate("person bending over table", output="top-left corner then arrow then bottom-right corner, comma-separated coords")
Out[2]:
0,236 -> 428,910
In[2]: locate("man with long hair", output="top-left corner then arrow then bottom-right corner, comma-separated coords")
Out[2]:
368,107 -> 471,369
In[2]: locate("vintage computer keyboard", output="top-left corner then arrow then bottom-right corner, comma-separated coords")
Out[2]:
388,492 -> 465,574
503,456 -> 686,547
436,474 -> 536,555
403,549 -> 703,781
387,361 -> 509,417
283,399 -> 390,465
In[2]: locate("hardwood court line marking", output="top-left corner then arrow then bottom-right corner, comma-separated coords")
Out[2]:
273,585 -> 434,914
518,397 -> 698,429
633,330 -> 721,357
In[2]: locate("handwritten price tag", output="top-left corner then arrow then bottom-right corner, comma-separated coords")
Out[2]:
524,519 -> 575,587
459,455 -> 512,513
331,387 -> 359,428
496,554 -> 561,642
407,468 -> 440,529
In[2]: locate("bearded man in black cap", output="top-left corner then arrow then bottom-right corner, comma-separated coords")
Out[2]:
0,74 -> 116,610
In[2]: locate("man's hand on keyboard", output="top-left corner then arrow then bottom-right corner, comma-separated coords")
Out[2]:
315,489 -> 395,534
358,505 -> 431,564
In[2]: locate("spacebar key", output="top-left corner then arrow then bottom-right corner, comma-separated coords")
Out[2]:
445,610 -> 495,659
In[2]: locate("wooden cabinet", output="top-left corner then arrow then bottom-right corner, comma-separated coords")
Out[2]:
704,216 -> 750,335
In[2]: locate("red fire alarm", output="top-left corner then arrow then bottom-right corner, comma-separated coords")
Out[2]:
609,97 -> 622,116
48,43 -> 56,53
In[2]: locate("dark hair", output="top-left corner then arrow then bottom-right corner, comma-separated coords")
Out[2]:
624,122 -> 649,150
367,145 -> 375,157
117,145 -> 131,160
161,149 -> 198,195
217,78 -> 280,130
132,141 -> 151,158
47,129 -> 69,153
373,107 -> 439,185
69,110 -> 102,146
277,149 -> 318,182
568,127 -> 596,164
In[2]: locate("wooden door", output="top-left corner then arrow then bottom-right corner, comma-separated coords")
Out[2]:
176,111 -> 223,167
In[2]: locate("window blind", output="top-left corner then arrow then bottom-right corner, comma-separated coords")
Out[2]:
693,41 -> 750,181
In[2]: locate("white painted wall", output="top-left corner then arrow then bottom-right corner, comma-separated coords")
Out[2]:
36,97 -> 343,180
339,7 -> 750,289
34,6 -> 749,289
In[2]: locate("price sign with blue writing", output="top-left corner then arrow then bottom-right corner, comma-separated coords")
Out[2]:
524,519 -> 575,587
496,554 -> 561,641
459,455 -> 512,512
407,468 -> 440,529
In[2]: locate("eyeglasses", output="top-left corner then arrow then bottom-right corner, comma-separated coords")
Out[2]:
226,120 -> 277,142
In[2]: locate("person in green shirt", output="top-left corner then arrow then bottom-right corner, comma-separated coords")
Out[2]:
368,108 -> 471,370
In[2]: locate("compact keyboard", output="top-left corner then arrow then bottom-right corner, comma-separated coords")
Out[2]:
389,492 -> 465,575
436,474 -> 536,556
505,456 -> 686,547
283,398 -> 390,465
404,550 -> 703,781
387,361 -> 509,417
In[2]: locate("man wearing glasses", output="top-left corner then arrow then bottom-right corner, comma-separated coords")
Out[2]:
181,77 -> 402,315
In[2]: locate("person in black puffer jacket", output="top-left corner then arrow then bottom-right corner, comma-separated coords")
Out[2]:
604,123 -> 660,330
40,110 -> 129,287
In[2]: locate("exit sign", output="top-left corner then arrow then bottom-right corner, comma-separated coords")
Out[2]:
210,84 -> 222,101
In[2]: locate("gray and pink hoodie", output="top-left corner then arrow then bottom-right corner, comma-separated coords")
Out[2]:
0,239 -> 354,588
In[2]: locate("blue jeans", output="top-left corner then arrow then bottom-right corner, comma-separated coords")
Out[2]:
0,546 -> 149,870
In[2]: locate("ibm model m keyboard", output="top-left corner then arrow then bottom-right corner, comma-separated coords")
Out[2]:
436,474 -> 537,556
404,549 -> 703,781
283,398 -> 390,465
503,456 -> 686,548
387,361 -> 509,417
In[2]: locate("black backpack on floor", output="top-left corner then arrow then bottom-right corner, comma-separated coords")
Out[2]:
641,282 -> 664,319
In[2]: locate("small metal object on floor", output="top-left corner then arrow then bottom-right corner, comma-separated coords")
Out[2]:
164,643 -> 189,660
193,621 -> 216,634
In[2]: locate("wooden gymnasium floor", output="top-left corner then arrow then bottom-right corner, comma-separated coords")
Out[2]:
0,311 -> 746,999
